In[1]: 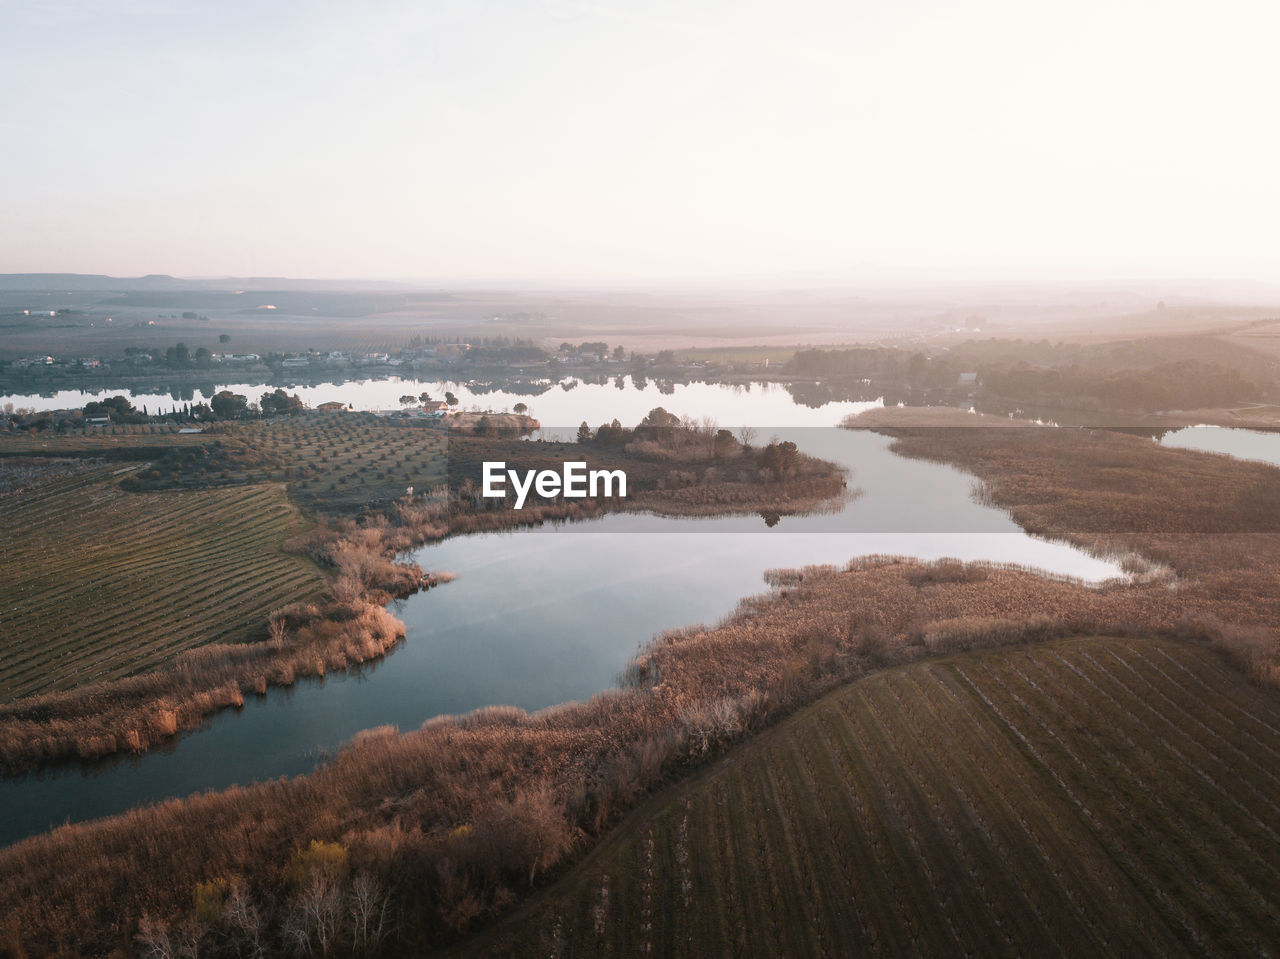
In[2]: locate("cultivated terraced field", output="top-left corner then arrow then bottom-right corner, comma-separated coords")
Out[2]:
0,412 -> 451,513
239,413 -> 448,512
0,422 -> 214,451
460,637 -> 1280,958
0,463 -> 324,700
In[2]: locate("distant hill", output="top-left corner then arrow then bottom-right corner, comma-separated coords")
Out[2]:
0,274 -> 410,293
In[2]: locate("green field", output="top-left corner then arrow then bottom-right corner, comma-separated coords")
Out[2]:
460,637 -> 1280,958
0,463 -> 324,701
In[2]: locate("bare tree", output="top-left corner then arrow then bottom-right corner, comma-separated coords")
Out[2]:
699,416 -> 718,454
326,573 -> 364,605
302,874 -> 343,957
331,541 -> 386,591
267,616 -> 288,648
348,872 -> 390,955
284,874 -> 343,957
224,884 -> 267,959
174,921 -> 204,959
281,907 -> 313,958
136,915 -> 177,959
679,697 -> 744,754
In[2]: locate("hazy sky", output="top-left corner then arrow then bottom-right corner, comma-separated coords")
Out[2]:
3,0 -> 1278,285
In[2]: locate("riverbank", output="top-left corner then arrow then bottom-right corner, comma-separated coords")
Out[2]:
0,424 -> 845,772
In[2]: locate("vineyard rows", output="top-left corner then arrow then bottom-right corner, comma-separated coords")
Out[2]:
0,466 -> 323,700
461,637 -> 1280,958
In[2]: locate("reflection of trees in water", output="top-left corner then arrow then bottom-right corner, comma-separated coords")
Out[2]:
785,380 -> 880,408
785,381 -> 833,409
465,378 -> 555,397
972,397 -> 1173,434
880,385 -> 908,406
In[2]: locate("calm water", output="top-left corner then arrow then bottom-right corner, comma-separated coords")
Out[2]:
1,375 -> 844,424
1,385 -> 1126,846
3,375 -> 881,450
1160,425 -> 1280,468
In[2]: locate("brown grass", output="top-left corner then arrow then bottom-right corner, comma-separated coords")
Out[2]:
860,420 -> 1280,679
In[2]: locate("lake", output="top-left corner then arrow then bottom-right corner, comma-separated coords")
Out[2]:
2,375 -> 868,426
1,382 -> 1128,846
1159,425 -> 1280,468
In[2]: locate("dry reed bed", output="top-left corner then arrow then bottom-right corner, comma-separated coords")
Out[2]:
626,473 -> 846,516
0,602 -> 407,768
858,422 -> 1280,679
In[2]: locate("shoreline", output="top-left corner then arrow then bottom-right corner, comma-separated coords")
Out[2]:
0,445 -> 845,774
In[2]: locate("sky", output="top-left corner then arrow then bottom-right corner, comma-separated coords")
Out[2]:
2,0 -> 1279,286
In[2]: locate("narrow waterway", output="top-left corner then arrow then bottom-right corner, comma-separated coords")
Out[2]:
1159,425 -> 1280,468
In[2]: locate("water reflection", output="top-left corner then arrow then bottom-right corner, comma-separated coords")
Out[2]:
1160,425 -> 1280,468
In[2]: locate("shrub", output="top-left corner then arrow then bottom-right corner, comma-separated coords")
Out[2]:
289,840 -> 350,889
906,559 -> 990,586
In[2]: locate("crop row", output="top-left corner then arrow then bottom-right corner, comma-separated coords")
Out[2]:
461,637 -> 1280,957
0,469 -> 323,700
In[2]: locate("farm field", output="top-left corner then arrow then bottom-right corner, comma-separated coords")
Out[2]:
0,462 -> 324,700
459,636 -> 1280,958
0,412 -> 451,514
227,414 -> 449,513
0,422 -> 215,454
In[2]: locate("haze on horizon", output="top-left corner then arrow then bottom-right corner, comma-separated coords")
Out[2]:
3,0 -> 1278,288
